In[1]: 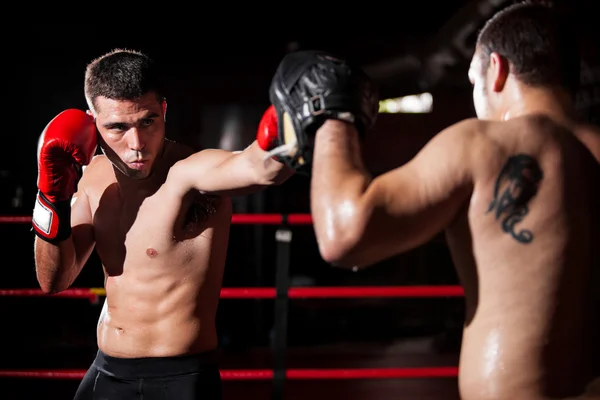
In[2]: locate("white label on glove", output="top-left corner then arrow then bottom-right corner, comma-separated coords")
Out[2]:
32,197 -> 53,235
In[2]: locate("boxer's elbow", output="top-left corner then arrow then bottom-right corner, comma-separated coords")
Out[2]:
37,274 -> 69,294
318,235 -> 370,269
315,203 -> 368,267
36,264 -> 74,294
38,282 -> 62,295
34,236 -> 80,294
35,260 -> 75,294
318,240 -> 360,268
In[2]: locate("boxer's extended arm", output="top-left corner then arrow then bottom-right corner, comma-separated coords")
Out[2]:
311,119 -> 476,268
34,185 -> 96,293
166,140 -> 294,197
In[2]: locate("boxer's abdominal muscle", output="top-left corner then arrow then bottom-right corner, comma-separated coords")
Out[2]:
94,198 -> 229,358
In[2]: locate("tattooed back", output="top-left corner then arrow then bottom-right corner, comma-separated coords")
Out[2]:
446,114 -> 600,399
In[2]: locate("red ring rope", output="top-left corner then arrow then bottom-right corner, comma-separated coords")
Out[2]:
0,289 -> 99,302
0,286 -> 464,299
0,214 -> 314,225
0,367 -> 458,380
289,286 -> 463,298
0,216 -> 31,223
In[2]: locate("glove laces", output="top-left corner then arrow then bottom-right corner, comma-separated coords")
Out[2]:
263,139 -> 298,161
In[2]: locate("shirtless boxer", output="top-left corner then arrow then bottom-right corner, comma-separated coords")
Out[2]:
262,3 -> 600,400
32,48 -> 293,400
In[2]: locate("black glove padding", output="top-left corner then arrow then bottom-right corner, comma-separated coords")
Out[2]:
268,50 -> 379,172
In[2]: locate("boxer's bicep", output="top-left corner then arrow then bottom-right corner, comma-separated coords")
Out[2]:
167,149 -> 239,195
345,121 -> 476,267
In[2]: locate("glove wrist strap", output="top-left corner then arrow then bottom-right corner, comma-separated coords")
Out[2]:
32,191 -> 72,245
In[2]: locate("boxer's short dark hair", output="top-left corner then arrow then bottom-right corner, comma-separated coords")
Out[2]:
476,1 -> 580,95
84,48 -> 165,113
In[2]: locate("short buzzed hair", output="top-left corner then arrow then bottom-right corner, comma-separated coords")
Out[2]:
84,48 -> 165,114
476,1 -> 580,94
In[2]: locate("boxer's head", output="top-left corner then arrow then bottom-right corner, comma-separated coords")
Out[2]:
84,48 -> 167,179
470,1 -> 579,120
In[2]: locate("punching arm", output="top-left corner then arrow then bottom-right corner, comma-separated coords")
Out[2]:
168,140 -> 293,197
165,106 -> 294,197
311,119 -> 477,268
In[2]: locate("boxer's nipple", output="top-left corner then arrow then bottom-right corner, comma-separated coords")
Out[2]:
146,248 -> 158,258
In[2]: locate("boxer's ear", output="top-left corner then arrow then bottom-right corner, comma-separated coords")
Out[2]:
489,52 -> 509,93
86,109 -> 98,122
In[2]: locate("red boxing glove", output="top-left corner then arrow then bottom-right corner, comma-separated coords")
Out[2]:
256,105 -> 279,151
32,109 -> 97,244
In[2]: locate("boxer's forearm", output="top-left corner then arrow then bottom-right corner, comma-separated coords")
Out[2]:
173,141 -> 293,196
240,140 -> 295,187
34,237 -> 78,294
311,120 -> 372,264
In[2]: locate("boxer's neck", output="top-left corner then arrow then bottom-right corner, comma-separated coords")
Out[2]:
114,159 -> 169,202
500,84 -> 576,124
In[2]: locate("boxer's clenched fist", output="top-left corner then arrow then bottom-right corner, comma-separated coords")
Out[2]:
32,109 -> 97,244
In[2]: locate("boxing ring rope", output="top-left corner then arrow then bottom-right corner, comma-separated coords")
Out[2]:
0,286 -> 464,301
0,367 -> 459,380
1,213 -> 462,396
0,214 -> 314,225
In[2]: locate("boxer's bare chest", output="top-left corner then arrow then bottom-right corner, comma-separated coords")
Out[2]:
92,184 -> 218,277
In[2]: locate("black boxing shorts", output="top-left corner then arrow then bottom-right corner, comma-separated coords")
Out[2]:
73,350 -> 222,400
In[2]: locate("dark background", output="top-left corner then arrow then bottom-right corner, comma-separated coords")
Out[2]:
1,1 -> 598,399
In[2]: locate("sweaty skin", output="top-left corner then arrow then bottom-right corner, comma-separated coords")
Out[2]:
310,116 -> 600,400
34,93 -> 293,358
449,118 -> 600,400
89,143 -> 231,357
35,141 -> 230,357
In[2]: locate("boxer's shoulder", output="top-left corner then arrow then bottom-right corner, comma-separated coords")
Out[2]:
83,153 -> 112,174
163,139 -> 196,165
486,114 -> 566,139
430,117 -> 486,155
76,154 -> 114,195
440,117 -> 484,138
467,115 -> 548,154
484,114 -> 597,159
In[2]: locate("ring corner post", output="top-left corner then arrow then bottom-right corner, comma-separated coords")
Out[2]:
272,222 -> 293,400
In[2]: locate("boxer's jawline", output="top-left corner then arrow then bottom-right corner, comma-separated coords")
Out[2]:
486,153 -> 544,244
